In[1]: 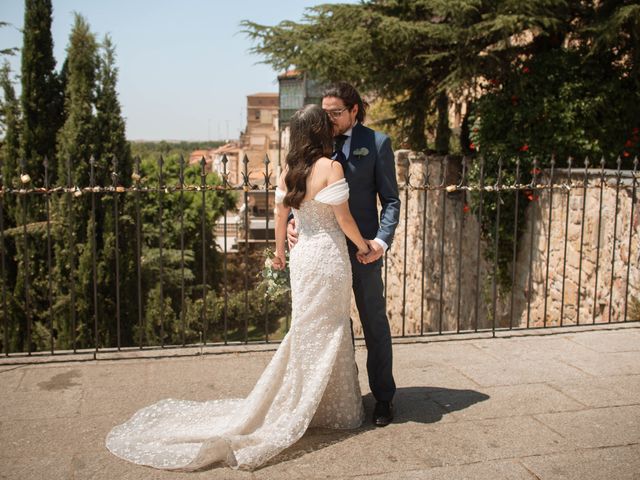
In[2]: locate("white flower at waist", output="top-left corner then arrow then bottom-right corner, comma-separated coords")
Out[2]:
353,147 -> 369,157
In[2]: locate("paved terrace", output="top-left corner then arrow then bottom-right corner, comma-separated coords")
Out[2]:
1,323 -> 639,480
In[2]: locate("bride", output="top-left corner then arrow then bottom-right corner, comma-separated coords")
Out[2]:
106,104 -> 372,471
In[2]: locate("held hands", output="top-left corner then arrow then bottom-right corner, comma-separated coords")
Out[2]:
356,242 -> 370,263
357,239 -> 384,264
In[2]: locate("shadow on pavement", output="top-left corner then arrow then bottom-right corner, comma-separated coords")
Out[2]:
381,386 -> 490,424
261,386 -> 489,469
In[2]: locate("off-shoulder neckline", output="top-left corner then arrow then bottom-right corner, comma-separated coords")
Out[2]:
275,178 -> 347,200
313,178 -> 347,199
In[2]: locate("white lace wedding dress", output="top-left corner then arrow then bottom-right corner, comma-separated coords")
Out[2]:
106,178 -> 364,471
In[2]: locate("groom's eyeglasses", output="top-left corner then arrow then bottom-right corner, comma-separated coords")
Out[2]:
324,107 -> 349,119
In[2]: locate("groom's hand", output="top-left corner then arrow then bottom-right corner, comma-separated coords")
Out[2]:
362,239 -> 384,264
287,218 -> 298,250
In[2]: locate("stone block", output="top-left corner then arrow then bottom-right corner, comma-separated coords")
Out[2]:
535,405 -> 640,449
566,329 -> 640,353
0,367 -> 25,392
563,350 -> 640,376
347,460 -> 535,480
547,375 -> 640,408
521,444 -> 640,480
453,357 -> 590,387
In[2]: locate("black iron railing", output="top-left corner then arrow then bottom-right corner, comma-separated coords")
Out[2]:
386,154 -> 639,337
0,153 -> 638,358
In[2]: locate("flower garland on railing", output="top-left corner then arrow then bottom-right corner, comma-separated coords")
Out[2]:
1,157 -> 637,196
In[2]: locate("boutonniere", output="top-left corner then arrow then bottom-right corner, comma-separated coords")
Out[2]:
353,147 -> 369,157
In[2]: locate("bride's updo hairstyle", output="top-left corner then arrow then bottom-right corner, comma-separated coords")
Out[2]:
284,104 -> 333,209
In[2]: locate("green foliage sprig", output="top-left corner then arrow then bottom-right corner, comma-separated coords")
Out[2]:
257,248 -> 290,302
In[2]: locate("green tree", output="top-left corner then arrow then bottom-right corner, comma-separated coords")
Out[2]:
11,0 -> 65,352
20,0 -> 63,181
135,154 -> 235,346
242,1 -> 575,151
464,0 -> 640,294
53,14 -> 99,349
585,0 -> 640,91
92,35 -> 137,348
56,13 -> 98,184
1,62 -> 20,192
95,35 -> 131,183
0,61 -> 21,353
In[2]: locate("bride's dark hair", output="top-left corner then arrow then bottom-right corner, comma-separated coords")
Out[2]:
284,104 -> 333,209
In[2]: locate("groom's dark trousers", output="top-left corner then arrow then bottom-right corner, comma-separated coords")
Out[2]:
341,122 -> 400,404
348,248 -> 396,403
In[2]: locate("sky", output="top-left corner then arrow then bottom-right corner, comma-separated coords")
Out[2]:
0,0 -> 356,141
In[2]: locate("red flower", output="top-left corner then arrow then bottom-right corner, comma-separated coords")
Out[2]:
469,142 -> 476,150
526,193 -> 539,201
522,66 -> 530,74
463,204 -> 470,213
625,140 -> 634,147
623,151 -> 630,157
520,144 -> 529,152
531,167 -> 541,175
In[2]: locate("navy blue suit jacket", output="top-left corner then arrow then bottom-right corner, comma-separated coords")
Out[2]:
343,122 -> 400,248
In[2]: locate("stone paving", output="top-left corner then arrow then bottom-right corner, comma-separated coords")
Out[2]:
1,323 -> 639,479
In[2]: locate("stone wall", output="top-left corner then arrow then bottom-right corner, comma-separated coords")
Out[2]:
351,152 -> 640,336
511,169 -> 640,328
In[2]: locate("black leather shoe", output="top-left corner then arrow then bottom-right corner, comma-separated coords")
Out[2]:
373,401 -> 394,427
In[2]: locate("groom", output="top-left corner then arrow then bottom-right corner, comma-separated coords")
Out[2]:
288,82 -> 400,427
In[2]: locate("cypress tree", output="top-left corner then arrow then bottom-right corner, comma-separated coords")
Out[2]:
15,0 -> 63,352
20,0 -> 62,181
0,62 -> 21,353
95,35 -> 131,183
13,1 -> 65,351
56,14 -> 98,184
94,35 -> 135,347
54,14 -> 99,349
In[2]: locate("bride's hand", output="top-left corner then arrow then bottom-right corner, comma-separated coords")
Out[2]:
356,242 -> 370,263
272,254 -> 286,270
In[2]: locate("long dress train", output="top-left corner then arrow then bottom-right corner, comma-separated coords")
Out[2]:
106,178 -> 363,470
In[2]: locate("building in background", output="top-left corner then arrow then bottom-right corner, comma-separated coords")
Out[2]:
195,78 -> 330,252
277,70 -> 325,165
193,93 -> 280,251
240,92 -> 279,184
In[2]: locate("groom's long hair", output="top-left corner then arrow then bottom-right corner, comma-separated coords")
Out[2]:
322,82 -> 367,123
284,104 -> 333,209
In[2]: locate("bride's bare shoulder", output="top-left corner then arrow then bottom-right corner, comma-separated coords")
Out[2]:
316,157 -> 343,184
316,156 -> 343,173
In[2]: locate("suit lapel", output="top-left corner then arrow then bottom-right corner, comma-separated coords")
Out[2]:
348,123 -> 364,161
